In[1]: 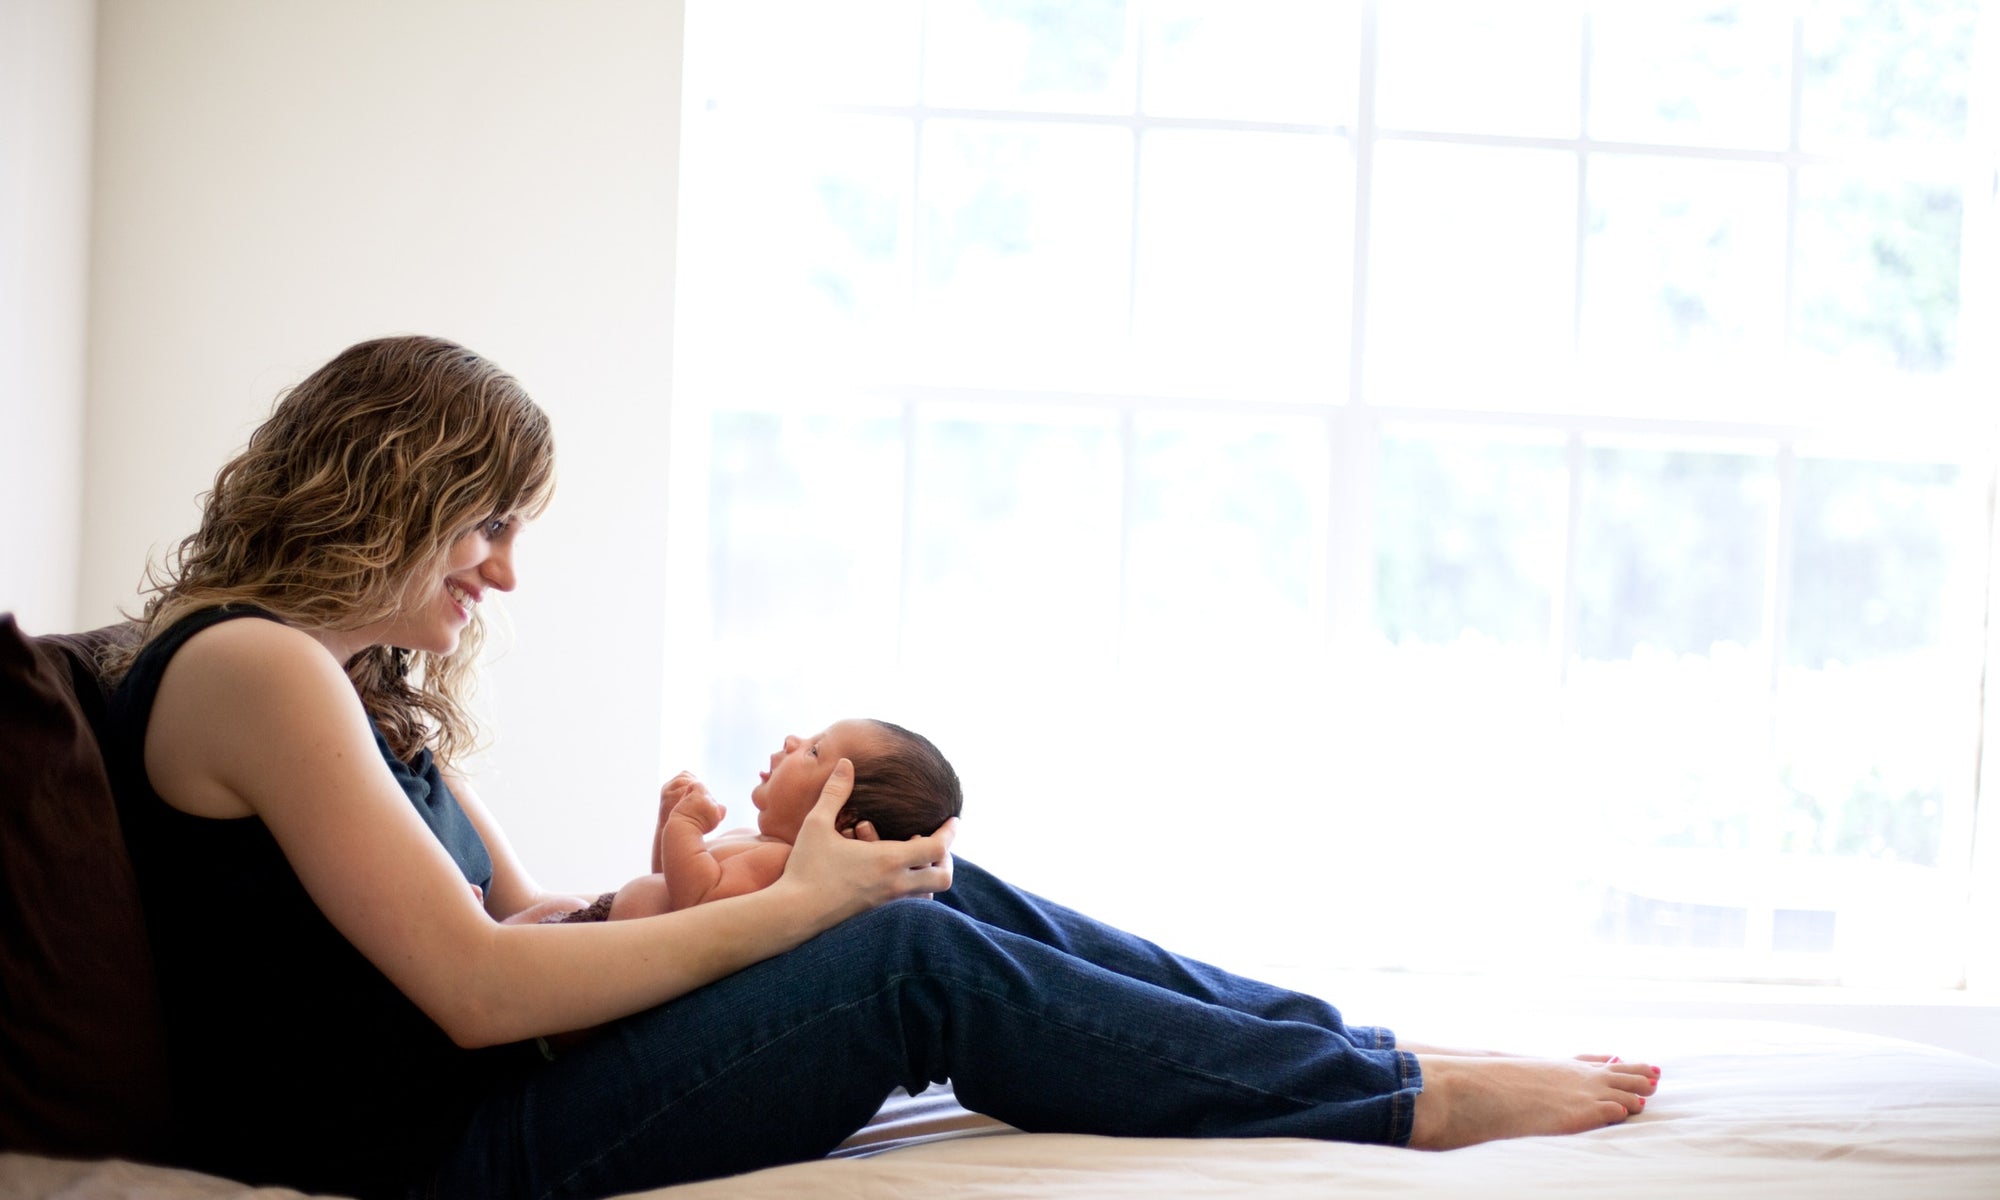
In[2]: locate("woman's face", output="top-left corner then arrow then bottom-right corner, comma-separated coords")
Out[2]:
750,720 -> 881,842
383,514 -> 522,655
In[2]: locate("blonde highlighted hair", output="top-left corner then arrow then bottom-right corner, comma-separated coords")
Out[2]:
110,335 -> 555,765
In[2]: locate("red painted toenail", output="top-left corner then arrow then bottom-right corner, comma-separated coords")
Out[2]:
1609,1056 -> 1621,1063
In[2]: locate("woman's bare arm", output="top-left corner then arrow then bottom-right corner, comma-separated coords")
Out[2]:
143,618 -> 955,1048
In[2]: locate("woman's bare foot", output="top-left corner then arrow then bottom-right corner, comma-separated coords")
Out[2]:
1407,1056 -> 1658,1150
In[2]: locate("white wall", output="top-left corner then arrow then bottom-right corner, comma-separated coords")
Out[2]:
84,0 -> 685,890
0,0 -> 95,633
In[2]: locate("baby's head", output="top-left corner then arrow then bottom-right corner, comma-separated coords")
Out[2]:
751,719 -> 963,843
844,720 -> 964,841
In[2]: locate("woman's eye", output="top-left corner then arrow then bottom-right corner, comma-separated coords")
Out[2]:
809,743 -> 820,758
484,517 -> 510,538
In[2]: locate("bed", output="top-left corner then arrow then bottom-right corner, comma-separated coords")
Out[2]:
7,614 -> 2000,1198
4,1016 -> 1999,1199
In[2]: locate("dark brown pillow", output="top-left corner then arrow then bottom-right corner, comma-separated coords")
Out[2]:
0,613 -> 171,1158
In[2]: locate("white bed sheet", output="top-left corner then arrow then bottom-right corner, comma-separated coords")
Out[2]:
5,1018 -> 1997,1200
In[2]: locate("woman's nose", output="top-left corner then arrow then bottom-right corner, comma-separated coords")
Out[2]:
782,734 -> 801,753
480,542 -> 517,592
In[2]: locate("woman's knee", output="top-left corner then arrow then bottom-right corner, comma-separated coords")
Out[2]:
843,895 -> 961,941
823,897 -> 985,973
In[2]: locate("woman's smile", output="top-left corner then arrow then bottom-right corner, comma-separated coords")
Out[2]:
444,577 -> 480,621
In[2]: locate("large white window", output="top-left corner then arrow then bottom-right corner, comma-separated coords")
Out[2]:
666,0 -> 1999,988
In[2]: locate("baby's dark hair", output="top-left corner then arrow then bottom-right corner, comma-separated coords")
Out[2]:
840,720 -> 963,841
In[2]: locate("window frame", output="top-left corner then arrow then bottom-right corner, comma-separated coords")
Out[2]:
666,0 -> 2000,990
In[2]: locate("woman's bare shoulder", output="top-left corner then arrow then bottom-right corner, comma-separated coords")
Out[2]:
159,615 -> 362,709
167,610 -> 325,664
147,616 -> 367,817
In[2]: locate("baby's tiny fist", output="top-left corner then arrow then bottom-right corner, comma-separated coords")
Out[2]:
672,792 -> 725,832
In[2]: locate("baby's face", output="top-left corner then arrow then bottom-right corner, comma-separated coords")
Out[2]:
750,719 -> 881,842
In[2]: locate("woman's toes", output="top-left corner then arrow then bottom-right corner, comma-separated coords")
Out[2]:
1607,1062 -> 1658,1091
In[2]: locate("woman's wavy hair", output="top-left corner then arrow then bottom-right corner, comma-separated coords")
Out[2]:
108,335 -> 555,766
841,721 -> 964,841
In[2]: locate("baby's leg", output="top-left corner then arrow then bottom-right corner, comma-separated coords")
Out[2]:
1408,1056 -> 1658,1148
500,895 -> 597,925
608,875 -> 673,921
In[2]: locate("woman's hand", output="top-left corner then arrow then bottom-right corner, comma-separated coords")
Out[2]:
773,759 -> 956,920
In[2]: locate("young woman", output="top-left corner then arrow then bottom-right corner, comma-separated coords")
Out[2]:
105,335 -> 1658,1200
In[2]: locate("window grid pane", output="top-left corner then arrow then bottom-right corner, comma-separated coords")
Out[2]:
672,0 -> 1997,988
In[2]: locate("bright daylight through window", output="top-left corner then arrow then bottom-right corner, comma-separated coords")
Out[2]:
665,0 -> 1998,989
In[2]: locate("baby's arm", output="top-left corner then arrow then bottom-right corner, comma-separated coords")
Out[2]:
698,840 -> 793,905
653,772 -> 704,873
655,791 -> 726,910
658,795 -> 794,910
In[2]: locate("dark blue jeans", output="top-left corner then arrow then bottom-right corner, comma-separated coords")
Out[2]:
420,860 -> 1420,1200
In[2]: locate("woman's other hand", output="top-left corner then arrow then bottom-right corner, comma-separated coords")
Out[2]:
777,759 -> 956,918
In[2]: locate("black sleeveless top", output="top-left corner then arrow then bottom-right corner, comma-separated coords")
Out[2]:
106,606 -> 522,1198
